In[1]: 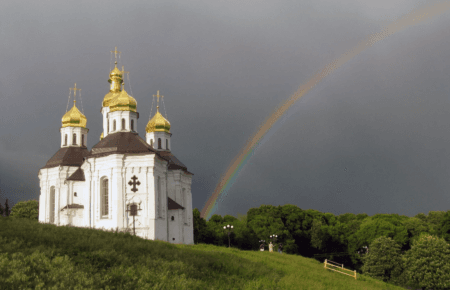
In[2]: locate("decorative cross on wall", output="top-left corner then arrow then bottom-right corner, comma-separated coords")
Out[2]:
128,175 -> 140,192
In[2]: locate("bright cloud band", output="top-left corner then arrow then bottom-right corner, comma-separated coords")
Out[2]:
201,1 -> 450,220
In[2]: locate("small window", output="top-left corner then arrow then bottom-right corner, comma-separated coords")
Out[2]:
150,139 -> 153,148
166,139 -> 169,149
82,135 -> 85,146
64,134 -> 68,146
122,118 -> 125,130
113,120 -> 116,131
72,133 -> 77,145
158,138 -> 162,149
173,238 -> 175,241
131,120 -> 134,131
171,216 -> 174,221
107,120 -> 110,133
74,192 -> 77,197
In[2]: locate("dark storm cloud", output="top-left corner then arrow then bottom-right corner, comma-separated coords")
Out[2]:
0,0 -> 449,218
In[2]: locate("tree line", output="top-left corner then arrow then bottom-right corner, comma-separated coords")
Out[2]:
193,204 -> 450,289
3,200 -> 450,289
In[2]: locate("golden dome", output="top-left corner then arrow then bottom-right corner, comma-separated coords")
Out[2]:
102,91 -> 120,107
100,132 -> 104,141
62,100 -> 87,128
109,87 -> 137,112
146,107 -> 171,133
109,66 -> 122,78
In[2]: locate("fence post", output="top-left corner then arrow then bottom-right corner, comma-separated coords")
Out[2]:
324,259 -> 327,268
354,270 -> 356,280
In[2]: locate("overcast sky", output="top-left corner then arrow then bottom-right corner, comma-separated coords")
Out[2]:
1,0 -> 449,219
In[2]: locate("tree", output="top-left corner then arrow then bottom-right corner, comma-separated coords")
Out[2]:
310,219 -> 324,250
193,208 -> 213,244
439,211 -> 450,243
402,234 -> 450,290
361,236 -> 403,284
0,201 -> 4,217
10,199 -> 39,220
426,211 -> 447,236
4,199 -> 10,217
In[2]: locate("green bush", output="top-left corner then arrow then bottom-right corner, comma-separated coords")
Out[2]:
361,236 -> 403,284
10,200 -> 39,221
402,234 -> 450,290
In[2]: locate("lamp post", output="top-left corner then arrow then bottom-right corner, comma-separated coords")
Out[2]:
270,234 -> 278,244
223,224 -> 234,248
269,234 -> 278,253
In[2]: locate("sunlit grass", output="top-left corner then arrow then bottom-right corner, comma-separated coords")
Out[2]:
0,217 -> 406,289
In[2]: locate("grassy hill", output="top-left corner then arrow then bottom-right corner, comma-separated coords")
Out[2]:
0,217 -> 407,289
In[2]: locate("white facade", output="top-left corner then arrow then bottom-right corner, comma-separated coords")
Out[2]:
146,131 -> 171,151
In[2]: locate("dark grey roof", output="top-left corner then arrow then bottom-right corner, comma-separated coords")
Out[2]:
159,151 -> 193,175
67,168 -> 85,181
41,147 -> 90,169
168,197 -> 184,210
60,204 -> 84,211
89,132 -> 157,158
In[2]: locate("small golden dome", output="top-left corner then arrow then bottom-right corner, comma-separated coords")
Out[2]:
100,132 -> 104,141
109,88 -> 137,112
146,107 -> 171,133
109,66 -> 122,78
62,100 -> 87,128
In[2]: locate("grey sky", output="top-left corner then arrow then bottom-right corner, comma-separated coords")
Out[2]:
0,0 -> 449,219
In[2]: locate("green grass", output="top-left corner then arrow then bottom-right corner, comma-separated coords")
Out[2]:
0,217 -> 407,289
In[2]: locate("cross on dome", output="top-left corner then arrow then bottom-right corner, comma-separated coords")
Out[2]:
70,83 -> 81,98
111,46 -> 121,65
153,90 -> 163,111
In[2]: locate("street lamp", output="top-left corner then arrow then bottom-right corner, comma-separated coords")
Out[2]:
223,224 -> 234,248
270,234 -> 278,243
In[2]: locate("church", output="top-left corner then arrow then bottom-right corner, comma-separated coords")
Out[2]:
38,49 -> 194,244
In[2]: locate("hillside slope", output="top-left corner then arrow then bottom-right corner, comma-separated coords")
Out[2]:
0,217 -> 406,289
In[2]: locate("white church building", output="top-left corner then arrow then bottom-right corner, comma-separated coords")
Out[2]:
38,50 -> 194,244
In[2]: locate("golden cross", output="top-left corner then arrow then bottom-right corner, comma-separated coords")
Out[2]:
70,83 -> 81,98
111,46 -> 121,64
153,90 -> 163,109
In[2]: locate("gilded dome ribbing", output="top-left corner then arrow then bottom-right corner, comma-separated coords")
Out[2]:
109,87 -> 137,112
146,107 -> 171,133
62,100 -> 87,128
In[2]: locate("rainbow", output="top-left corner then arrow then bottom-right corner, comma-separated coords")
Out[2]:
201,1 -> 450,220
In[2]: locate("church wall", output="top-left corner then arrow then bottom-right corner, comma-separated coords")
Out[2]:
154,158 -> 169,242
168,209 -> 182,243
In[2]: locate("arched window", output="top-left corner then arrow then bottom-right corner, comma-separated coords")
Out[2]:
107,120 -> 110,133
113,120 -> 116,131
82,134 -> 85,147
64,134 -> 67,146
122,118 -> 125,130
150,139 -> 153,148
101,178 -> 109,217
49,186 -> 55,224
166,139 -> 169,150
131,120 -> 134,131
73,133 -> 77,145
158,138 -> 162,149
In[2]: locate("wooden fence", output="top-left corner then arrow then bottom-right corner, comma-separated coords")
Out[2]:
324,259 -> 357,280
